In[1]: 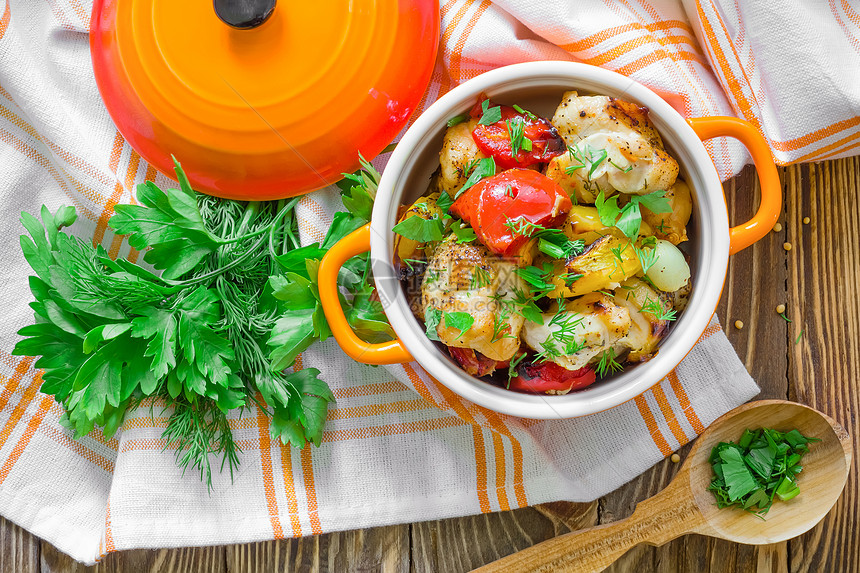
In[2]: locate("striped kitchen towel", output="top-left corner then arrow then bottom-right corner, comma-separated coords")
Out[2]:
0,0 -> 855,564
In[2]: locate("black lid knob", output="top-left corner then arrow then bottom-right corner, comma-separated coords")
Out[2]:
214,0 -> 276,30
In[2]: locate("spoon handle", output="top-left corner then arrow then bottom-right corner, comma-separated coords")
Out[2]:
472,485 -> 706,573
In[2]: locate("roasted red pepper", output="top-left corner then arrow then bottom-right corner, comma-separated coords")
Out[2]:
508,361 -> 596,394
450,168 -> 572,256
469,100 -> 565,169
448,347 -> 508,377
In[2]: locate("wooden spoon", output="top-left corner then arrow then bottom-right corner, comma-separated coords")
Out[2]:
473,400 -> 852,573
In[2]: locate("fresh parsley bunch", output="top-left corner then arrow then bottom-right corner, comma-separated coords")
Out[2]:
13,158 -> 387,487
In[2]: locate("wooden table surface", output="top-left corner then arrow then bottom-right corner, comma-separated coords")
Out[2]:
1,159 -> 857,573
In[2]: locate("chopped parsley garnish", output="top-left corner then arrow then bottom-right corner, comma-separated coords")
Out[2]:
391,214 -> 445,243
436,191 -> 454,213
443,311 -> 474,340
708,427 -> 819,517
596,189 -> 671,241
510,288 -> 545,324
449,219 -> 477,243
424,307 -> 442,341
456,157 -> 496,199
779,312 -> 792,323
478,99 -> 502,125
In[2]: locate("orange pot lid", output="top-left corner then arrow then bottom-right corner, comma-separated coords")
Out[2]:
91,0 -> 440,200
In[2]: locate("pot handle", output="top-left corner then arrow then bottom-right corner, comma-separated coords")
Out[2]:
687,117 -> 782,255
318,223 -> 413,365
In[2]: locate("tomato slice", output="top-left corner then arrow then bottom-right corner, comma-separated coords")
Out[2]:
508,361 -> 597,394
450,168 -> 572,256
448,347 -> 508,377
469,101 -> 565,169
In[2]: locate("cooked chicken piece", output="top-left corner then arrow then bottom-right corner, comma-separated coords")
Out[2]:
422,237 -> 525,361
641,179 -> 692,245
561,205 -> 655,245
613,278 -> 670,362
546,91 -> 679,198
394,192 -> 444,264
546,235 -> 642,298
438,119 -> 487,196
522,293 -> 632,371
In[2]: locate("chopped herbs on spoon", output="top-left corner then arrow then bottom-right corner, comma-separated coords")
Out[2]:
708,427 -> 820,517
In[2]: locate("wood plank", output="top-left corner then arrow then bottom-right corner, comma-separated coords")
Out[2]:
39,543 -> 226,573
599,164 -> 791,573
786,159 -> 860,573
225,525 -> 409,573
0,516 -> 39,573
410,502 -> 597,573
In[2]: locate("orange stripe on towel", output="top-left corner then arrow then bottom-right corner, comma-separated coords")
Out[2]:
255,405 -> 285,539
634,394 -> 672,456
650,384 -> 688,446
667,369 -> 705,434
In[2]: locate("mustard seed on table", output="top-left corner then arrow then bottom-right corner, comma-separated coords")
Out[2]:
735,320 -> 744,329
803,217 -> 810,224
784,242 -> 792,251
773,223 -> 783,232
776,304 -> 786,314
671,453 -> 681,463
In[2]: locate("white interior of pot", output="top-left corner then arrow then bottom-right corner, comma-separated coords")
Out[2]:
371,63 -> 729,419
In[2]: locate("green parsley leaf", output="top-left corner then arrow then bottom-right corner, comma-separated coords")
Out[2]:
456,157 -> 496,198
392,214 -> 445,243
449,219 -> 477,243
595,190 -> 621,227
636,189 -> 672,214
436,190 -> 454,213
478,99 -> 502,125
615,201 -> 642,239
424,307 -> 442,341
444,312 -> 475,339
